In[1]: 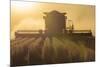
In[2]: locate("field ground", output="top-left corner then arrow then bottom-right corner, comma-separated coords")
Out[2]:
10,34 -> 95,66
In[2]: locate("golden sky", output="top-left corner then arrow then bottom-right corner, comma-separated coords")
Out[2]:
11,1 -> 95,39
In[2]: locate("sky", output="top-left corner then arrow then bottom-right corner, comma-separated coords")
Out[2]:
11,1 -> 95,39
